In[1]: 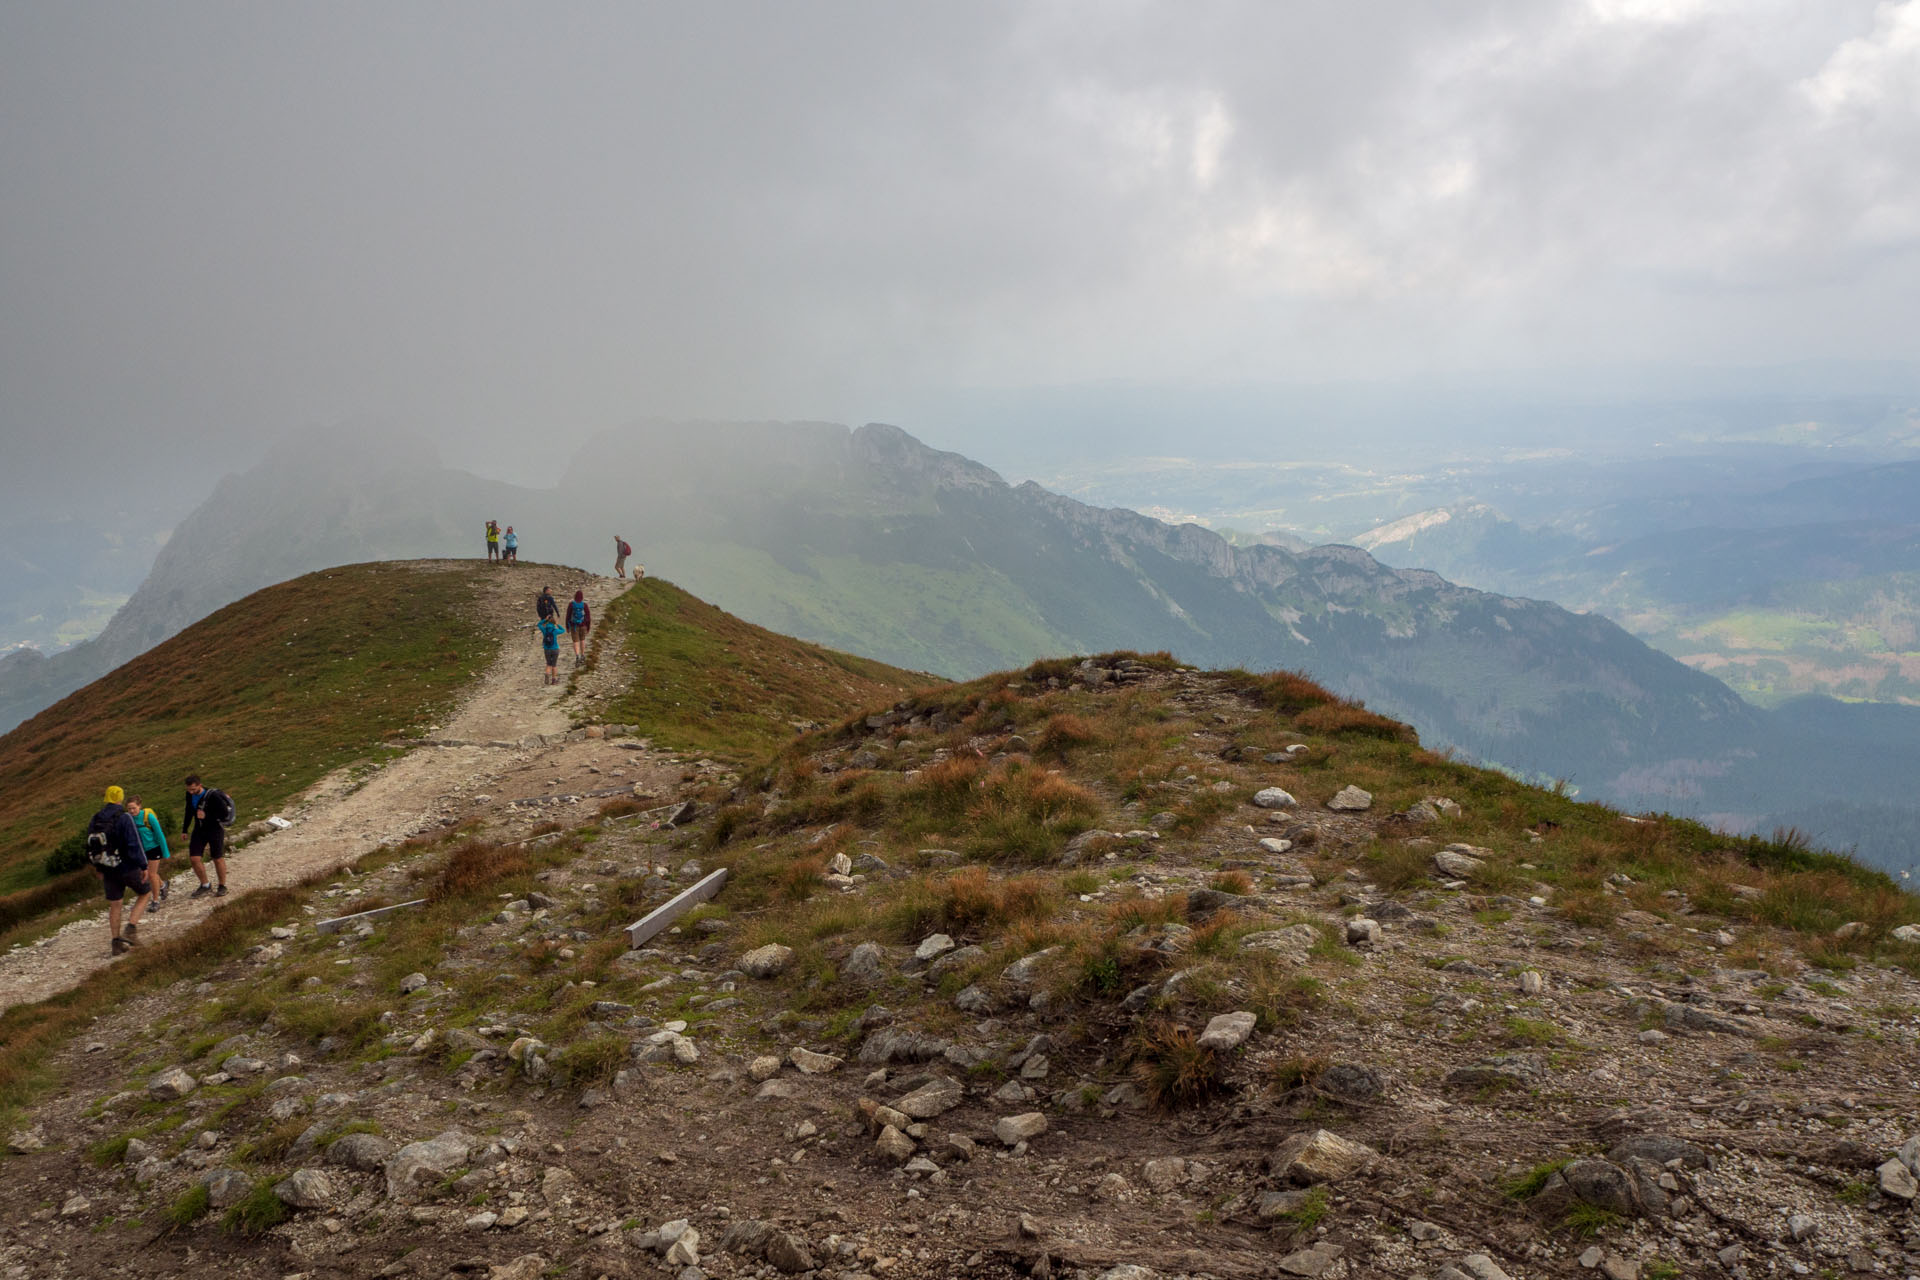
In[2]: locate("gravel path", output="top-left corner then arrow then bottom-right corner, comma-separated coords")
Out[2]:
0,563 -> 634,1015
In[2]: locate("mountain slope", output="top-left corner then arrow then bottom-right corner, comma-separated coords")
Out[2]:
1,612 -> 1915,1279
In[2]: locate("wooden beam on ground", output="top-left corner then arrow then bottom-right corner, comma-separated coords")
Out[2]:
315,898 -> 429,934
625,868 -> 728,949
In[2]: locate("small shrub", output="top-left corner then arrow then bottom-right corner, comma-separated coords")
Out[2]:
1562,1203 -> 1622,1239
88,1135 -> 130,1167
42,831 -> 89,878
557,1035 -> 628,1087
1271,1185 -> 1328,1233
1296,702 -> 1415,743
434,841 -> 531,902
1243,670 -> 1338,715
1061,870 -> 1100,895
165,1183 -> 211,1229
1036,713 -> 1099,759
1208,870 -> 1253,895
1131,1023 -> 1227,1111
597,796 -> 644,820
1271,1053 -> 1329,1093
221,1180 -> 289,1236
1500,1158 -> 1570,1200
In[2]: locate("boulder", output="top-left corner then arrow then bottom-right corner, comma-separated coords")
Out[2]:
1433,849 -> 1484,878
748,1055 -> 783,1081
842,942 -> 888,984
148,1068 -> 197,1101
1879,1158 -> 1918,1203
739,944 -> 795,978
202,1168 -> 254,1208
1887,922 -> 1919,943
994,1112 -> 1048,1146
1196,1011 -> 1257,1053
1327,786 -> 1372,812
384,1129 -> 475,1200
894,1076 -> 965,1119
326,1131 -> 396,1172
1242,924 -> 1321,957
856,1027 -> 952,1065
276,1167 -> 335,1210
1317,1063 -> 1386,1102
788,1047 -> 842,1075
1141,1156 -> 1187,1192
1267,1129 -> 1377,1184
1607,1134 -> 1708,1169
914,933 -> 956,963
1001,948 -> 1059,985
875,1125 -> 916,1162
1346,918 -> 1382,947
1252,788 -> 1298,810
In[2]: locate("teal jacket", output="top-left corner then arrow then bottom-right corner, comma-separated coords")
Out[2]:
135,808 -> 171,859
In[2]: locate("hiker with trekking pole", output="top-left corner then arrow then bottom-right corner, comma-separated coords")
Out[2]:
566,591 -> 591,665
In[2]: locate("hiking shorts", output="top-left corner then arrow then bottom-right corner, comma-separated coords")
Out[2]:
102,867 -> 148,902
189,826 -> 226,859
543,647 -> 560,667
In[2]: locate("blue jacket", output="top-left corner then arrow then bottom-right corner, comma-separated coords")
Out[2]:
537,618 -> 564,651
135,808 -> 170,858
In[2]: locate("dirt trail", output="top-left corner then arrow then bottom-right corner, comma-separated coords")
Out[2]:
0,565 -> 635,1016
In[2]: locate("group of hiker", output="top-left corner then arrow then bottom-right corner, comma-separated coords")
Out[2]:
484,520 -> 520,564
533,585 -> 592,683
87,776 -> 234,956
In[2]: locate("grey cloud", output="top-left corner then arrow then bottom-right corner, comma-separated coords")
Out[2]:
1,1 -> 1915,503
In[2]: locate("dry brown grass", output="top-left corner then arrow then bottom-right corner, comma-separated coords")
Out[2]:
433,841 -> 531,902
1036,713 -> 1100,759
1131,1022 -> 1228,1110
1295,702 -> 1417,743
597,796 -> 645,819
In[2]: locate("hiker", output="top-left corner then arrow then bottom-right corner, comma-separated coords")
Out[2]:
566,590 -> 591,664
502,525 -> 518,564
181,774 -> 235,897
125,795 -> 172,911
536,613 -> 565,684
485,520 -> 500,561
536,585 -> 557,623
89,786 -> 151,955
613,535 -> 631,579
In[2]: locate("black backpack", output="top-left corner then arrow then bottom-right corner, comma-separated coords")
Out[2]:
202,789 -> 236,827
85,809 -> 122,870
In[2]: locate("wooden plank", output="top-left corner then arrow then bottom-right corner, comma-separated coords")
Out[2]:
315,897 -> 429,934
625,868 -> 728,949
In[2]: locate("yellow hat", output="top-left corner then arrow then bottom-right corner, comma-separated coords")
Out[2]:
104,785 -> 125,804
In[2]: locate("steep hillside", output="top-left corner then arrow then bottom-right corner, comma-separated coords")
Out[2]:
1,620 -> 1915,1280
0,561 -> 501,925
0,429 -> 538,734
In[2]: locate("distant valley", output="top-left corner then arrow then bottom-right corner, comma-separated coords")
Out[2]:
6,419 -> 1919,876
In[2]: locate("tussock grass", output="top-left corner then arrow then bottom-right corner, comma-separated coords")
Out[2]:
1131,1023 -> 1227,1110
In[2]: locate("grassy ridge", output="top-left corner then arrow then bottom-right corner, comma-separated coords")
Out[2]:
591,578 -> 933,759
0,562 -> 497,902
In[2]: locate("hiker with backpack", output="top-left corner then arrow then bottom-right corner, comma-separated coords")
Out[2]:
536,586 -> 558,623
125,795 -> 172,912
485,520 -> 500,562
502,526 -> 518,564
535,612 -> 564,684
566,591 -> 591,665
613,535 -> 631,579
181,774 -> 235,898
89,786 -> 151,955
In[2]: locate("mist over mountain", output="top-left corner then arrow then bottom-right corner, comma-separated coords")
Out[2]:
7,419 -> 1915,875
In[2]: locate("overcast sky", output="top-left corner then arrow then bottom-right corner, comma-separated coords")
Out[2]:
3,0 -> 1917,500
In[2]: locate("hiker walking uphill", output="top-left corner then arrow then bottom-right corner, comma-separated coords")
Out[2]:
485,520 -> 500,562
126,795 -> 171,912
566,591 -> 591,665
536,612 -> 564,684
87,786 -> 150,956
536,585 -> 558,624
613,535 -> 631,579
181,774 -> 235,897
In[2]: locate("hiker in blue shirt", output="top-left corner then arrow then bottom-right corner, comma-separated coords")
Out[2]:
502,526 -> 519,565
536,616 -> 565,685
125,795 -> 172,911
566,591 -> 591,665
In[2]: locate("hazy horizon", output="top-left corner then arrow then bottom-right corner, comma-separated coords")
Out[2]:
5,2 -> 1919,512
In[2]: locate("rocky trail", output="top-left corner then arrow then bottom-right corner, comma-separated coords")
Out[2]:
0,566 -> 643,1015
1,647 -> 1917,1280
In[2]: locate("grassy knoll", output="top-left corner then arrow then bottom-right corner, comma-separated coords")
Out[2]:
0,562 -> 497,915
590,577 -> 934,760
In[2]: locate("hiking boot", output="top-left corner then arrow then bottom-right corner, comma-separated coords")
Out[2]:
215,884 -> 228,897
111,937 -> 131,955
122,922 -> 138,941
190,884 -> 213,899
